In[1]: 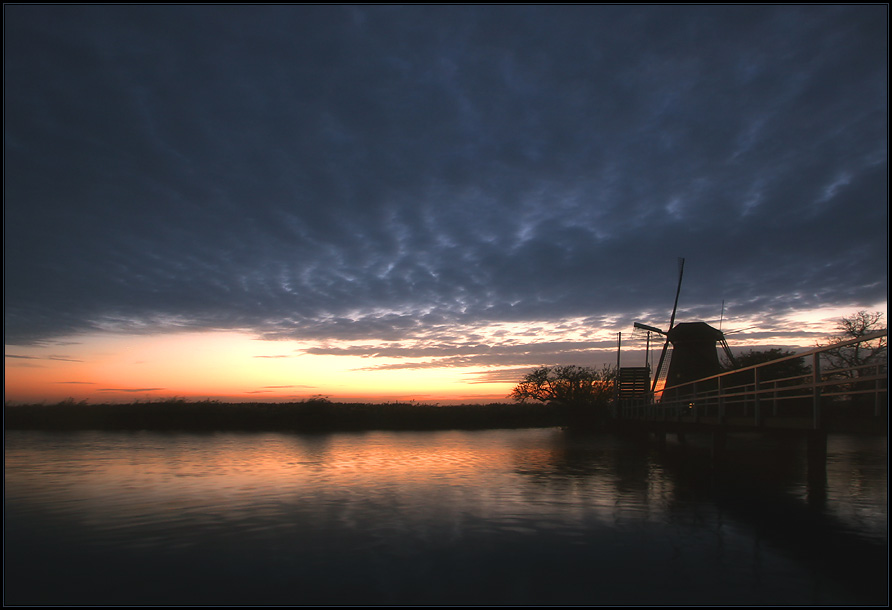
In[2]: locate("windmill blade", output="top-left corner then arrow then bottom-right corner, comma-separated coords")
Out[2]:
633,322 -> 665,335
667,257 -> 685,332
651,336 -> 671,393
652,257 -> 685,394
720,335 -> 738,368
723,326 -> 757,335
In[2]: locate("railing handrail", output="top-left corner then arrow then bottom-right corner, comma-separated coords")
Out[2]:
620,329 -> 887,428
661,329 -> 887,394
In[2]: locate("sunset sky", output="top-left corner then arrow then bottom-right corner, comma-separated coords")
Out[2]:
5,5 -> 887,404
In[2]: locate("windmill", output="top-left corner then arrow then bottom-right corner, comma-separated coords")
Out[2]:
635,257 -> 685,395
633,258 -> 736,399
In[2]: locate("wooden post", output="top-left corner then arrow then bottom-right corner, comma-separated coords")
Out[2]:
812,352 -> 822,430
613,332 -> 621,420
692,382 -> 699,423
718,375 -> 725,424
754,367 -> 762,427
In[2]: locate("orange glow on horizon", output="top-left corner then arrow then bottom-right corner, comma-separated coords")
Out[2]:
4,302 -> 884,405
4,331 -> 518,404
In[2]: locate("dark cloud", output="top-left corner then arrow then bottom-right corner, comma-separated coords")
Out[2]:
5,354 -> 83,362
97,388 -> 166,393
466,368 -> 547,385
306,337 -> 619,372
261,385 -> 314,389
5,6 -> 886,357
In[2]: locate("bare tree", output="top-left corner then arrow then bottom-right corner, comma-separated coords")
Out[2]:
510,364 -> 615,409
821,310 -> 887,377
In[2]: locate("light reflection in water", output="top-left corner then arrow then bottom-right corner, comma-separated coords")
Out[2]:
4,428 -> 887,606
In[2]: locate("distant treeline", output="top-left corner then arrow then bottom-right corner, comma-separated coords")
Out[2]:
4,398 -> 567,432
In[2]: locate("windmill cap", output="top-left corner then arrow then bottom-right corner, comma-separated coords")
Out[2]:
667,321 -> 725,343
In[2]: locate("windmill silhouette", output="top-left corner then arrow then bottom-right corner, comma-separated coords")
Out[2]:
634,258 -> 736,399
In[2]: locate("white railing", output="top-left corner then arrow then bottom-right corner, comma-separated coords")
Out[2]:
620,330 -> 887,429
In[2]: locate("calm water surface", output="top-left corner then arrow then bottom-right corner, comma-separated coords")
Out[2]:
4,428 -> 887,605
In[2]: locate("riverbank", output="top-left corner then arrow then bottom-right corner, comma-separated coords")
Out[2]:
4,398 -> 567,432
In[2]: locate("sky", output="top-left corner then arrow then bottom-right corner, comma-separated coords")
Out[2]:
4,5 -> 888,404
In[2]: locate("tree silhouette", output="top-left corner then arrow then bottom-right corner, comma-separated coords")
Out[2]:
821,310 -> 886,377
723,347 -> 811,381
510,364 -> 615,411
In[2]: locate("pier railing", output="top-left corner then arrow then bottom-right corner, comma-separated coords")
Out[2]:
620,330 -> 887,430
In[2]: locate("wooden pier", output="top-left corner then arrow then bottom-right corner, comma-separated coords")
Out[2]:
616,330 -> 887,478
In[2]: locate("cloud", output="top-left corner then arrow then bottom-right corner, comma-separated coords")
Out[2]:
5,354 -> 83,362
4,5 -> 886,350
260,385 -> 315,389
464,368 -> 544,385
97,388 -> 166,393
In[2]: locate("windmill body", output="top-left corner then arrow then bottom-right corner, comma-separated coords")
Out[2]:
630,258 -> 737,401
663,322 -> 725,388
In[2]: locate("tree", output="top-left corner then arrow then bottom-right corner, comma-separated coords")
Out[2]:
820,310 -> 887,377
723,348 -> 811,381
510,365 -> 615,413
819,311 -> 886,412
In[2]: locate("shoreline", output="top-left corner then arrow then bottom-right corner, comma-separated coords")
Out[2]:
4,399 -> 568,433
6,398 -> 883,436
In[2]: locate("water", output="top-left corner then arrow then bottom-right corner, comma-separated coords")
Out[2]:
4,428 -> 887,605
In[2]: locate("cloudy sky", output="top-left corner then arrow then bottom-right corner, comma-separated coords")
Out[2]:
4,5 -> 887,403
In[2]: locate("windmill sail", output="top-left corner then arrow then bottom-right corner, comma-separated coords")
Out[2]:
652,258 -> 685,393
653,347 -> 673,394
